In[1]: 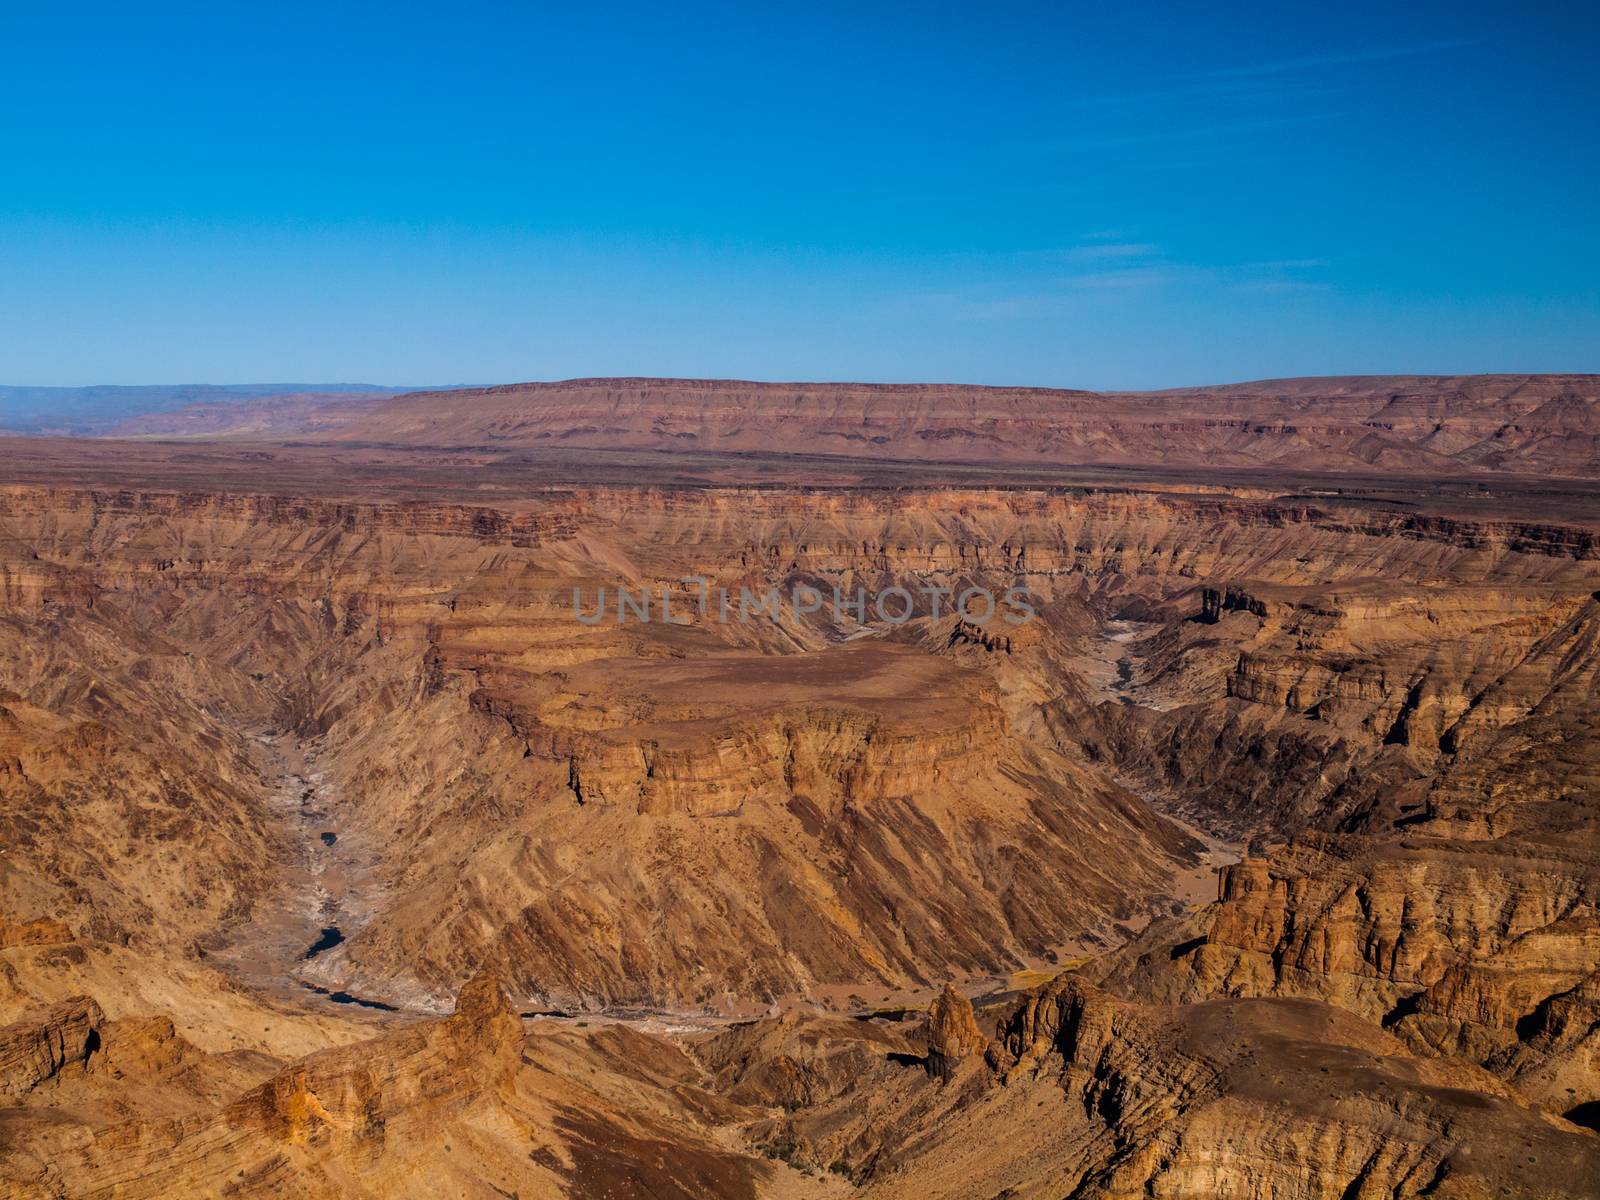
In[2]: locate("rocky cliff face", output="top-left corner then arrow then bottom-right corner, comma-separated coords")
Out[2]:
2,450 -> 1599,1197
975,978 -> 1600,1199
667,971 -> 1600,1198
6,482 -> 1316,1011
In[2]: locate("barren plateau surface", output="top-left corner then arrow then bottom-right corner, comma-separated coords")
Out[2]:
99,372 -> 1600,482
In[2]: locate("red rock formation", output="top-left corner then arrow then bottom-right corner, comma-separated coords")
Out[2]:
925,983 -> 986,1079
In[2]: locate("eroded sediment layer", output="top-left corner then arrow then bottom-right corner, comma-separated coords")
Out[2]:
3,466 -> 1599,1198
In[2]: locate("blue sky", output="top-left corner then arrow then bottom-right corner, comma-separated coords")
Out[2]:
1,1 -> 1596,388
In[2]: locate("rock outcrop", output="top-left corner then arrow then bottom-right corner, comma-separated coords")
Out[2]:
228,970 -> 521,1145
972,978 -> 1600,1199
925,984 -> 986,1079
0,974 -> 593,1200
0,996 -> 102,1098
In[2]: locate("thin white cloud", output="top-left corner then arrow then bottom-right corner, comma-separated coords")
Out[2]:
1233,278 -> 1333,295
892,244 -> 1334,320
1062,242 -> 1159,262
1205,38 -> 1479,80
1063,75 -> 1340,112
1244,258 -> 1330,270
1047,110 -> 1351,152
1065,264 -> 1194,290
1060,255 -> 1331,295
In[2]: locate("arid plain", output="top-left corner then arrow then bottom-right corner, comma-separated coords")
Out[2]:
3,375 -> 1600,1198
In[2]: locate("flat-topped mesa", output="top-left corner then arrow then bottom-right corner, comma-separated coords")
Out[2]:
558,698 -> 1008,817
289,373 -> 1600,479
25,373 -> 1600,482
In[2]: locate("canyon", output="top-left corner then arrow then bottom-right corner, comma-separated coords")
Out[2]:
1,375 -> 1599,1198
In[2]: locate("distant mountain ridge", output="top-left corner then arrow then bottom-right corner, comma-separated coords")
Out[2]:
321,373 -> 1600,479
7,373 -> 1600,479
0,383 -> 405,435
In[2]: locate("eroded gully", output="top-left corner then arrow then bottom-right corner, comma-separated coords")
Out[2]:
210,615 -> 1241,1030
208,730 -> 395,1019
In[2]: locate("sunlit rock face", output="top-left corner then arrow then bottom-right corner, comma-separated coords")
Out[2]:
2,419 -> 1599,1197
